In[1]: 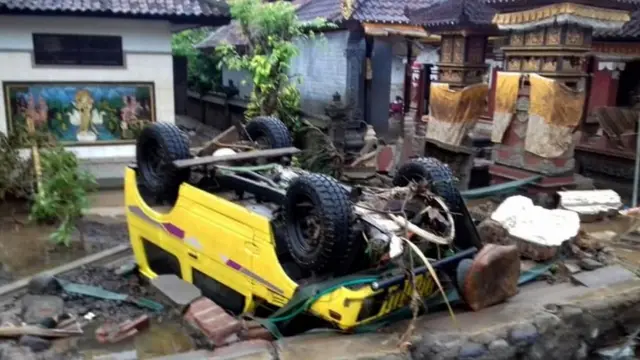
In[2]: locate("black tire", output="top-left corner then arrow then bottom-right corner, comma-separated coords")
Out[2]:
136,123 -> 191,205
283,174 -> 357,274
393,157 -> 482,250
244,116 -> 292,149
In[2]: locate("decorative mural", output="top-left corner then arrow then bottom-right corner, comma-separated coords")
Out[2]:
4,82 -> 155,144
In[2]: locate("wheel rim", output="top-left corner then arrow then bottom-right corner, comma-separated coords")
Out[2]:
290,195 -> 323,258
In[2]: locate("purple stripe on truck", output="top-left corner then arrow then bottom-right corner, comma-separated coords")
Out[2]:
128,205 -> 285,295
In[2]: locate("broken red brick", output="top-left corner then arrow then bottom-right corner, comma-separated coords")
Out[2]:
208,339 -> 274,359
95,315 -> 150,344
184,297 -> 242,346
240,327 -> 274,342
375,146 -> 395,173
238,320 -> 274,342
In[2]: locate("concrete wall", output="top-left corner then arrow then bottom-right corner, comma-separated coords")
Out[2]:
220,30 -> 350,116
290,30 -> 349,114
0,15 -> 175,172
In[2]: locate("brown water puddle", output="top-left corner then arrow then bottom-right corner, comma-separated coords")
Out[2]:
0,216 -> 90,280
0,198 -> 128,282
74,319 -> 195,359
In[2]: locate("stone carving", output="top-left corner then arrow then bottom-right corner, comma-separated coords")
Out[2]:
510,33 -> 524,46
453,37 -> 465,63
525,29 -> 544,46
542,57 -> 558,72
441,38 -> 453,63
566,27 -> 585,46
440,69 -> 463,83
545,26 -> 561,45
523,58 -> 540,72
344,35 -> 366,122
507,58 -> 521,71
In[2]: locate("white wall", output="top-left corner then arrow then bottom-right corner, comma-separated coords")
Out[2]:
0,15 -> 175,163
290,31 -> 349,115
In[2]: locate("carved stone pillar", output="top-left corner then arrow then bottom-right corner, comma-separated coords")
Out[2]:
344,31 -> 366,123
437,34 -> 489,88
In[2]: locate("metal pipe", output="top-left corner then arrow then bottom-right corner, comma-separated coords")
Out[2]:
633,115 -> 640,207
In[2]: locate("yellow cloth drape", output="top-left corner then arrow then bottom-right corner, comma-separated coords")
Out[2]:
491,72 -> 520,143
528,74 -> 585,128
426,83 -> 488,147
524,74 -> 586,158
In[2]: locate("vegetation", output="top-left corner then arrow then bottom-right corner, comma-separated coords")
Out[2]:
217,0 -> 332,135
172,28 -> 222,96
0,128 -> 96,246
29,145 -> 97,246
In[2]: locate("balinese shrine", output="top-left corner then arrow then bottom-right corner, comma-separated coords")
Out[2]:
405,0 -> 498,190
408,0 -> 640,197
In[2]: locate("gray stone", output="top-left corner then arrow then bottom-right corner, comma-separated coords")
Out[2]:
458,342 -> 486,359
574,341 -> 588,360
578,258 -> 604,271
151,274 -> 202,308
509,323 -> 538,346
27,274 -> 60,295
469,331 -> 496,345
487,339 -> 509,352
21,295 -> 64,324
18,335 -> 50,352
93,351 -> 139,360
150,350 -> 213,360
276,333 -> 410,360
571,265 -> 637,288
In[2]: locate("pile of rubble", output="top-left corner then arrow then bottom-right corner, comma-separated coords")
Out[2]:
475,189 -> 632,279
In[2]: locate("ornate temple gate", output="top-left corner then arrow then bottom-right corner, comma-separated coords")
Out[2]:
405,0 -> 496,189
485,0 -> 634,194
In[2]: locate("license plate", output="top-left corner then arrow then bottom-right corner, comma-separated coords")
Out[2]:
377,274 -> 435,315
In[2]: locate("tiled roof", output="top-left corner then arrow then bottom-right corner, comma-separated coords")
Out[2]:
295,0 -> 343,22
0,0 -> 230,18
196,21 -> 246,48
594,10 -> 640,39
351,0 -> 415,23
296,0 -> 418,24
406,0 -> 496,28
480,0 -> 640,11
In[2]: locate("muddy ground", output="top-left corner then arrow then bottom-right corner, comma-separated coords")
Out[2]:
0,205 -> 128,287
0,262 -> 196,360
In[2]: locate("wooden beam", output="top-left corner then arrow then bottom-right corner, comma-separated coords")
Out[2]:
173,147 -> 301,168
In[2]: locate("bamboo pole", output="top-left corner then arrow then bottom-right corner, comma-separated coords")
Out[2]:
25,116 -> 43,193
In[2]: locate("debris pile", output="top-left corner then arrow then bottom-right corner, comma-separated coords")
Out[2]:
472,189 -> 636,282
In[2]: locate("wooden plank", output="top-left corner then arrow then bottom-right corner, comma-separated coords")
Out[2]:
173,147 -> 301,168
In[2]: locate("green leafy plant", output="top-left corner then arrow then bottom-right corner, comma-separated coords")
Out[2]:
0,126 -> 54,201
172,28 -> 222,96
29,146 -> 97,246
217,0 -> 333,135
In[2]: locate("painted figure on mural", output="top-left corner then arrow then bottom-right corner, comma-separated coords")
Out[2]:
68,90 -> 105,142
4,83 -> 155,145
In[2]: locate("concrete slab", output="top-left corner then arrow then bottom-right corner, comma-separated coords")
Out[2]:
151,275 -> 202,308
149,350 -> 211,360
390,281 -> 593,335
276,332 -> 410,360
571,265 -> 637,288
